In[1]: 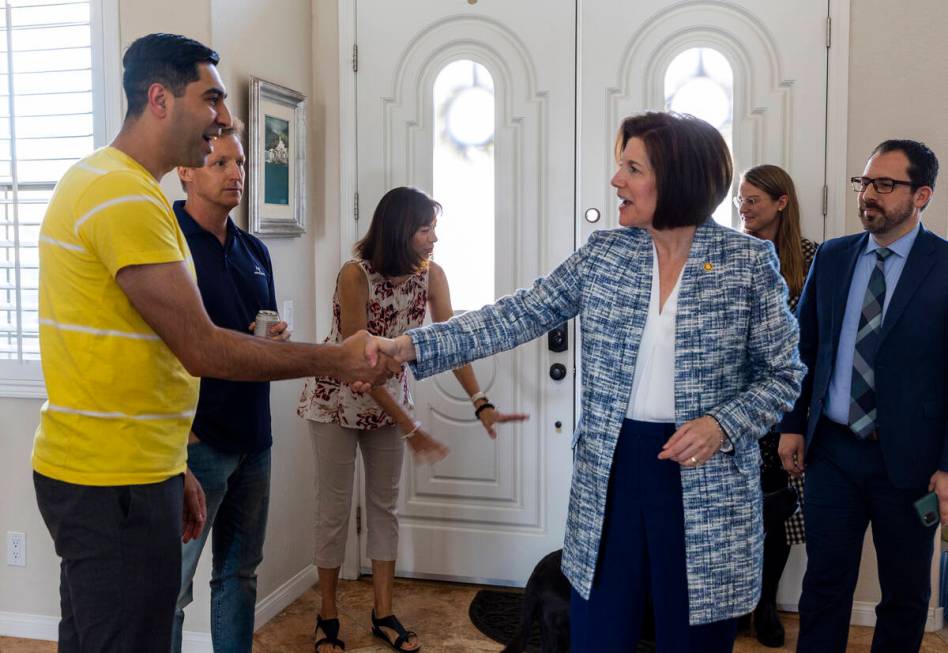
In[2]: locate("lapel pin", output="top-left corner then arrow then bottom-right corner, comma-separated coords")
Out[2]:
703,262 -> 714,271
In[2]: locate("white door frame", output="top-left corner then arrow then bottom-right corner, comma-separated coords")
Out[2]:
825,0 -> 851,240
335,0 -> 360,580
337,0 -> 360,264
337,0 -> 852,250
339,0 -> 851,249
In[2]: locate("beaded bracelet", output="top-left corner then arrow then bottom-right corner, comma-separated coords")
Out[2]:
401,420 -> 422,440
474,402 -> 495,419
708,415 -> 732,451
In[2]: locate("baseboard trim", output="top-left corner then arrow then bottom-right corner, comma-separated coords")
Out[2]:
180,630 -> 213,653
254,564 -> 318,630
850,602 -> 943,633
0,564 -> 318,647
6,577 -> 942,643
0,611 -> 58,640
777,601 -> 944,632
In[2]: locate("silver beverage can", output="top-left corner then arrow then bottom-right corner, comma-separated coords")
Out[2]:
254,310 -> 280,337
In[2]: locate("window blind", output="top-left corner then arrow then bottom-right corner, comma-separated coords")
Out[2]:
0,0 -> 93,361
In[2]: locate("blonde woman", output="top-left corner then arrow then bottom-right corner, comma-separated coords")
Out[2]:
736,164 -> 818,647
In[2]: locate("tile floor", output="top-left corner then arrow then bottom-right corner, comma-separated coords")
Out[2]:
3,577 -> 948,652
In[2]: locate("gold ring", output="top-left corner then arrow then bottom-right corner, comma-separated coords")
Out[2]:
689,456 -> 699,466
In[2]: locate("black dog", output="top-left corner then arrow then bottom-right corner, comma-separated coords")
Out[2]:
502,550 -> 570,653
503,550 -> 658,653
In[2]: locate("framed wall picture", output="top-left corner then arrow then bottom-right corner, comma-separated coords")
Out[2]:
249,76 -> 306,237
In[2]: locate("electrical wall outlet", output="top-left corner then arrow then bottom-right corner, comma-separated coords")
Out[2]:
6,531 -> 26,567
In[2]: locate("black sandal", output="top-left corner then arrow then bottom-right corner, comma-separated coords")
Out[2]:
371,609 -> 421,652
314,614 -> 345,652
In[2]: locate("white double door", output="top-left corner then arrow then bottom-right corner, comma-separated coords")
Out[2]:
352,0 -> 828,587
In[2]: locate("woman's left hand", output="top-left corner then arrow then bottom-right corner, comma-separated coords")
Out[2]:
406,426 -> 451,465
657,416 -> 724,467
477,406 -> 530,440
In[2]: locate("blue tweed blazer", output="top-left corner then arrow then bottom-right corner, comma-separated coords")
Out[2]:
408,219 -> 805,624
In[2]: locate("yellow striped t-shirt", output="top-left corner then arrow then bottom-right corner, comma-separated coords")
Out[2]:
32,147 -> 200,486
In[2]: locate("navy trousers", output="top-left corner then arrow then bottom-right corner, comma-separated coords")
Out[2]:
798,418 -> 936,653
570,419 -> 737,653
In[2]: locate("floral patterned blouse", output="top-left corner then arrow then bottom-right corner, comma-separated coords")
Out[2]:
297,259 -> 429,429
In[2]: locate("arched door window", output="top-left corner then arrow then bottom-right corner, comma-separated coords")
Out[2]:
432,60 -> 495,311
664,47 -> 734,226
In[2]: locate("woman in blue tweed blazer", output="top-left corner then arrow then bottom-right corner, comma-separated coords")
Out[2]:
379,113 -> 805,652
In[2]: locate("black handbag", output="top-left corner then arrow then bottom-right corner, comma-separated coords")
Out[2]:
762,485 -> 799,534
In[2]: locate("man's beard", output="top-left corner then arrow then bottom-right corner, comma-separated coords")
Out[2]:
858,198 -> 913,235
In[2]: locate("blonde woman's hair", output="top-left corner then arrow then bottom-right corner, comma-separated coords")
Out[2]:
741,164 -> 806,298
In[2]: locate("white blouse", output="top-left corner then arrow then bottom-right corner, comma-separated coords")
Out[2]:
626,244 -> 681,422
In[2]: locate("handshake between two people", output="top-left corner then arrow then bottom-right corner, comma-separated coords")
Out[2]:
336,331 -> 415,392
338,331 -> 529,467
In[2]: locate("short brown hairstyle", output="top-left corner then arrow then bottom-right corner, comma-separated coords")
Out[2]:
355,187 -> 441,277
615,112 -> 732,230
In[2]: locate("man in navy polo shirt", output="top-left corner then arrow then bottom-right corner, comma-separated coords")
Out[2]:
170,119 -> 288,653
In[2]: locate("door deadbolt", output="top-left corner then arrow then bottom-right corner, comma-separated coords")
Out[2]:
549,363 -> 567,381
548,324 -> 568,353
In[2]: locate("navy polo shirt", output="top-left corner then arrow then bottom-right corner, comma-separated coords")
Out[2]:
174,200 -> 275,454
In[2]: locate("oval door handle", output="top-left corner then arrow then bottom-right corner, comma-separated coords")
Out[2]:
549,363 -> 567,381
584,208 -> 601,223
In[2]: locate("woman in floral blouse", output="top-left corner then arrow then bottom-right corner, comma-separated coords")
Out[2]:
737,164 -> 819,648
298,186 -> 525,653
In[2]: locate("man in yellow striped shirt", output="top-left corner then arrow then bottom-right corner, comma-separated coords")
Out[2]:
33,33 -> 393,653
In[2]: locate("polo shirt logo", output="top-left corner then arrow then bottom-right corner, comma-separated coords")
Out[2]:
254,265 -> 266,277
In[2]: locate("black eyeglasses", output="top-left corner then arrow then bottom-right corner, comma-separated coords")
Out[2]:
850,176 -> 914,194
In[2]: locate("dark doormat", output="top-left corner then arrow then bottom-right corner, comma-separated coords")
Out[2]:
468,589 -> 656,652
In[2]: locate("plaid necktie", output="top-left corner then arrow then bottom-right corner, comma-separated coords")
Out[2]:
849,247 -> 892,439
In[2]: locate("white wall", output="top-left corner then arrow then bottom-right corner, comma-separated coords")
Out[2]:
0,0 -> 324,641
845,0 -> 948,239
846,0 -> 948,612
311,0 -> 344,340
0,397 -> 59,620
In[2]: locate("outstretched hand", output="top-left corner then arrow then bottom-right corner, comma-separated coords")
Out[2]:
477,406 -> 530,439
338,330 -> 402,392
375,334 -> 417,363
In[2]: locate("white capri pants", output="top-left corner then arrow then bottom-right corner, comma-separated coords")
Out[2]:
309,421 -> 404,568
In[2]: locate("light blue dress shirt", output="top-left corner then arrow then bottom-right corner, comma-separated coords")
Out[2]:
824,222 -> 921,424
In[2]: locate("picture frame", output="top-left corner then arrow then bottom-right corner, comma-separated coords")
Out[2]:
249,76 -> 307,237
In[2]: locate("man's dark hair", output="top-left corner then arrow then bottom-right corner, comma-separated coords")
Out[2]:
355,187 -> 441,277
871,139 -> 939,190
615,112 -> 732,230
122,33 -> 220,119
